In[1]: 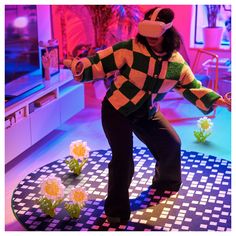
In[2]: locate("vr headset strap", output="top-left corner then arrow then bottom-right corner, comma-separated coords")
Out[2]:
165,22 -> 173,30
150,8 -> 162,21
151,8 -> 173,30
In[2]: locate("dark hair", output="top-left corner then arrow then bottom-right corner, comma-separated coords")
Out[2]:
136,7 -> 183,59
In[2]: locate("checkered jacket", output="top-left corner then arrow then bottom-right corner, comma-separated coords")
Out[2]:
79,39 -> 221,117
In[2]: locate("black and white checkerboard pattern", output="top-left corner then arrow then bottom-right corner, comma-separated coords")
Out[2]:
12,147 -> 231,231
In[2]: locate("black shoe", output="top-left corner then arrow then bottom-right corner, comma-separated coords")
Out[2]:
151,180 -> 182,192
107,216 -> 129,225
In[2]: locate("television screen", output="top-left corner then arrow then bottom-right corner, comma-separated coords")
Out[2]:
5,5 -> 40,84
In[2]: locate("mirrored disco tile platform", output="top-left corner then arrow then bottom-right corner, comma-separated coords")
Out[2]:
11,147 -> 231,231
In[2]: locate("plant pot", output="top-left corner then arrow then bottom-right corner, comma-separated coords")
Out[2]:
202,27 -> 223,49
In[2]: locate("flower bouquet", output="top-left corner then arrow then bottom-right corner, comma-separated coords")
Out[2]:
194,117 -> 213,143
65,140 -> 90,175
37,176 -> 65,217
64,187 -> 88,218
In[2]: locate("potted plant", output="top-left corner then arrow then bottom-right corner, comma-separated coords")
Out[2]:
202,5 -> 223,49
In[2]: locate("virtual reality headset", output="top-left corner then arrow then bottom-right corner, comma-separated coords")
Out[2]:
138,8 -> 173,38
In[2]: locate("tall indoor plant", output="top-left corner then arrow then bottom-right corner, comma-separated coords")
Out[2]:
86,5 -> 142,47
203,5 -> 223,48
55,5 -> 142,58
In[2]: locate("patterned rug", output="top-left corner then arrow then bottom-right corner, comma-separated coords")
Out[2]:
11,147 -> 231,231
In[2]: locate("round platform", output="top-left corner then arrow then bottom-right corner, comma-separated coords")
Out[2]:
12,147 -> 231,231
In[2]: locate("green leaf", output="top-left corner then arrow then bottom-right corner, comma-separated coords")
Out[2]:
194,129 -> 212,143
65,157 -> 88,175
64,203 -> 81,218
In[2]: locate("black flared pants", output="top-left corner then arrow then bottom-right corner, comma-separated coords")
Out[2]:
101,98 -> 181,219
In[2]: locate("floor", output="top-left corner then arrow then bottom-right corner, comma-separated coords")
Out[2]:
5,84 -> 231,231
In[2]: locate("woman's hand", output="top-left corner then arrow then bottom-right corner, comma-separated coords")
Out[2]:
213,96 -> 231,111
63,58 -> 84,81
76,62 -> 84,74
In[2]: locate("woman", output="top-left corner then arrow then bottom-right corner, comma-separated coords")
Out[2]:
64,7 -> 230,224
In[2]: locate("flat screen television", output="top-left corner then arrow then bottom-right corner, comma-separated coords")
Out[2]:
5,5 -> 44,101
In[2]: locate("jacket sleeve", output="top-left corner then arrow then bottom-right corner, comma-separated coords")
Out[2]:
78,40 -> 132,82
174,63 -> 221,114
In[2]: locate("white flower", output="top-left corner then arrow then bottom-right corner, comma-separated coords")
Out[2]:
40,176 -> 65,200
197,117 -> 213,132
70,140 -> 90,161
68,187 -> 88,206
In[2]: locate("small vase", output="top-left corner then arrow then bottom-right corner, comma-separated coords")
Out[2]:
202,27 -> 223,49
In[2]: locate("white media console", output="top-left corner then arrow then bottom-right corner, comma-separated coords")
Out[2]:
5,69 -> 85,164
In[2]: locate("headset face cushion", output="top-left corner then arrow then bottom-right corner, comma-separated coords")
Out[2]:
138,20 -> 167,38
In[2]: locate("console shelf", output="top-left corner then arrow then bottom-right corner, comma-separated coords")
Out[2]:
5,69 -> 84,164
